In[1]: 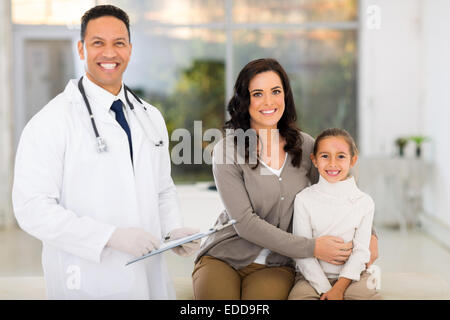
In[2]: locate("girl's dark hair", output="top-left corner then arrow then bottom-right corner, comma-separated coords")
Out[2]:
80,5 -> 130,42
313,128 -> 359,157
224,58 -> 304,167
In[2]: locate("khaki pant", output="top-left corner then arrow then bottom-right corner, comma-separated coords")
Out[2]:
288,271 -> 382,300
192,255 -> 295,300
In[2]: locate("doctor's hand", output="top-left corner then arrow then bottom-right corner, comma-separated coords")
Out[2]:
167,227 -> 201,257
107,227 -> 161,257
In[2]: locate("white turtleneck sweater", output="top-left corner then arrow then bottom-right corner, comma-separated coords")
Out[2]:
293,175 -> 374,295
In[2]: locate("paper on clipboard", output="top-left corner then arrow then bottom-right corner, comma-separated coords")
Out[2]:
125,219 -> 236,266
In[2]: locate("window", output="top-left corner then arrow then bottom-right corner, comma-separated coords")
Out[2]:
12,0 -> 96,25
12,0 -> 358,183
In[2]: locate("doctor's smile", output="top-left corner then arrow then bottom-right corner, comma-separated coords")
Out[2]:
98,62 -> 119,71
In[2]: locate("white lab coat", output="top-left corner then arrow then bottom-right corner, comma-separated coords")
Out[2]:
12,78 -> 182,299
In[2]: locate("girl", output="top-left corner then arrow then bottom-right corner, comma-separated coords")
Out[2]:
289,128 -> 381,300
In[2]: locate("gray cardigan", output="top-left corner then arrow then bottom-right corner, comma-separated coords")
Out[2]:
195,131 -> 319,269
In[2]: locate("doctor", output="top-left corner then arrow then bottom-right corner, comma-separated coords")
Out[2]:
12,5 -> 199,299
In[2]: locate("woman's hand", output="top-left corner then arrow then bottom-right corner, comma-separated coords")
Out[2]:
314,236 -> 353,265
366,234 -> 379,268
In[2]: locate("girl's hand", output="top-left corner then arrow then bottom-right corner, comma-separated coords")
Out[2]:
320,288 -> 344,300
366,234 -> 379,268
320,277 -> 351,300
314,236 -> 353,265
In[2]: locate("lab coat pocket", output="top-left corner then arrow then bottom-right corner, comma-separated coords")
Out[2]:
73,251 -> 135,298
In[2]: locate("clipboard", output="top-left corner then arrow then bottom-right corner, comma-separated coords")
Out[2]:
125,219 -> 236,266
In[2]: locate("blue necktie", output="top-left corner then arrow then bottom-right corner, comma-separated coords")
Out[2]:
110,99 -> 133,163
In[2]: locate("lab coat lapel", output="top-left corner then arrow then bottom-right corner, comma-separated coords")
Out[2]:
95,109 -> 117,127
66,79 -> 117,126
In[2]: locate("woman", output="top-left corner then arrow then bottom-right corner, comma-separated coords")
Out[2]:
192,58 -> 378,300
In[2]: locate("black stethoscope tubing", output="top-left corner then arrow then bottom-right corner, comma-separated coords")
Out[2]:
78,76 -> 100,139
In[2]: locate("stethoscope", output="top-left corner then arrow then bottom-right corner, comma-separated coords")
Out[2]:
77,76 -> 164,153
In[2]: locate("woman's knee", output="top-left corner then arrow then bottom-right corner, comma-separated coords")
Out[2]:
192,255 -> 241,300
241,266 -> 295,300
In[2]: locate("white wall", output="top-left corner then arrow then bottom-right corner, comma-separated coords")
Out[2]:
360,0 -> 450,246
359,0 -> 424,157
0,0 -> 14,228
420,0 -> 450,242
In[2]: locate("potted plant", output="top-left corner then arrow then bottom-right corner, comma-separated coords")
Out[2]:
395,137 -> 408,157
409,136 -> 429,158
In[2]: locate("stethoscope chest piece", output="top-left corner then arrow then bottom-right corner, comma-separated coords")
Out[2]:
97,137 -> 108,153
